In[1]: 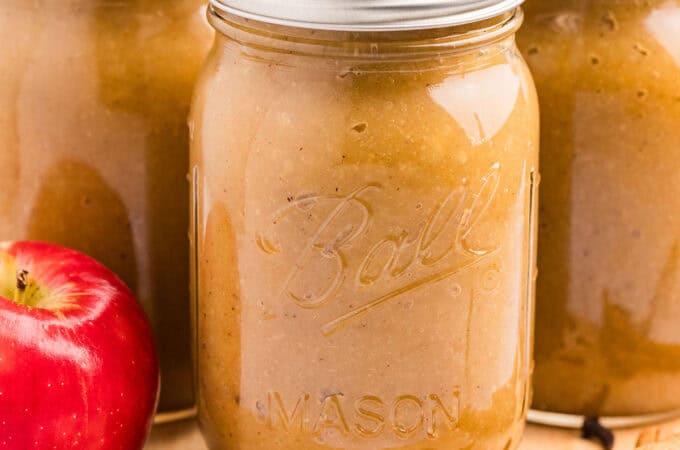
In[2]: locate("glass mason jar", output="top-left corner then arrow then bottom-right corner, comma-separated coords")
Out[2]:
0,0 -> 212,419
519,0 -> 680,421
191,0 -> 539,448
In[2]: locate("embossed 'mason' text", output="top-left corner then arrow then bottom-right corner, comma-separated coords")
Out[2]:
259,390 -> 460,440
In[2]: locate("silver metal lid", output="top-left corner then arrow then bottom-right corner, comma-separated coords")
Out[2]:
209,0 -> 524,31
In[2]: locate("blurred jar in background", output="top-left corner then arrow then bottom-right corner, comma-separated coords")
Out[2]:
0,0 -> 212,419
520,0 -> 680,421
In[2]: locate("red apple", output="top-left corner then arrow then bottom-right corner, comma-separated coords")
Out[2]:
0,241 -> 159,450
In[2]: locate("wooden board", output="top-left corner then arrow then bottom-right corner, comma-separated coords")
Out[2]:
145,419 -> 680,449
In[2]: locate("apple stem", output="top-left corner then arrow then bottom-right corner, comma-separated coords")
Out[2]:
15,269 -> 29,305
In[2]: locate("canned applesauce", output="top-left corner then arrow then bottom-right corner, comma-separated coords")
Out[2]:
191,1 -> 539,448
0,0 -> 212,417
520,0 -> 680,420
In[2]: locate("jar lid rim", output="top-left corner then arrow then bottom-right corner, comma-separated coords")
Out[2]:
209,0 -> 524,31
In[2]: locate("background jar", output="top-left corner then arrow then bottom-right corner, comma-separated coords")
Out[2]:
519,0 -> 680,421
191,1 -> 539,449
0,0 -> 212,419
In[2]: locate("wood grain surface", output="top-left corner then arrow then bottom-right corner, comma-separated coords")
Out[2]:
145,418 -> 680,449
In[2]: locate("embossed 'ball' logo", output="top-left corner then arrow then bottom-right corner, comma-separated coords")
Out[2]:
256,164 -> 502,336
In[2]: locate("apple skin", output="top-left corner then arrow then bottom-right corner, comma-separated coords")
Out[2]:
0,241 -> 160,450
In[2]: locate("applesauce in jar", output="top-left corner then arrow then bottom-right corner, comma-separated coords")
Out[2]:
191,1 -> 539,448
0,0 -> 212,416
520,0 -> 680,419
